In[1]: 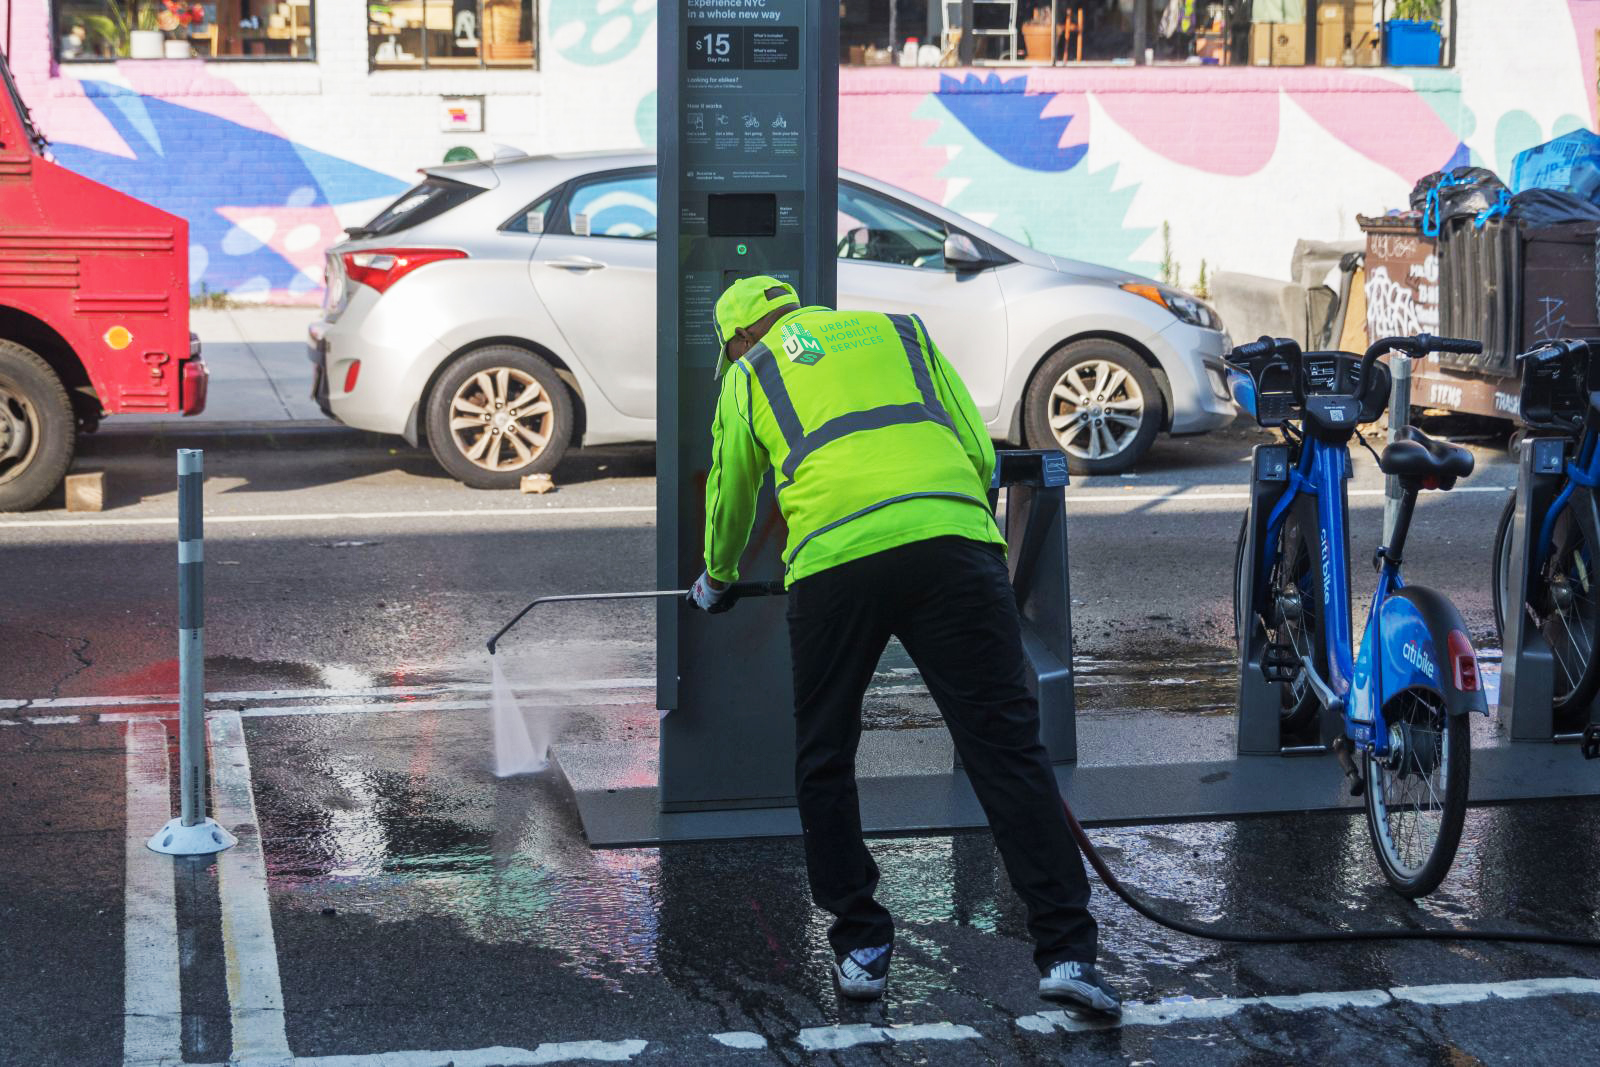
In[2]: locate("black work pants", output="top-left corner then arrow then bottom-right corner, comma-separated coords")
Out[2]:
786,535 -> 1098,972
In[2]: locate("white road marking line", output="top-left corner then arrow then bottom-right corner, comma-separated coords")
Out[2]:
181,1040 -> 650,1066
1064,485 -> 1511,505
0,505 -> 656,530
209,710 -> 293,1065
0,484 -> 1513,532
1390,976 -> 1600,1004
123,719 -> 183,1067
710,1031 -> 768,1049
0,678 -> 658,712
795,1021 -> 980,1051
1017,977 -> 1600,1034
90,693 -> 653,725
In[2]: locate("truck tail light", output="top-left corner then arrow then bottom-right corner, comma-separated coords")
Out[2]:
342,248 -> 467,294
343,360 -> 361,393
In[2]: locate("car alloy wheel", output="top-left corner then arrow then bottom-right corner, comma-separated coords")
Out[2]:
448,367 -> 555,473
1046,359 -> 1145,462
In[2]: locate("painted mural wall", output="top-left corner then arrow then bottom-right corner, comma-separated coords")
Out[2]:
3,1 -> 1598,304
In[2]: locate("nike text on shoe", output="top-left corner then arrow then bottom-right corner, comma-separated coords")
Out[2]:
834,944 -> 892,1000
1039,960 -> 1122,1017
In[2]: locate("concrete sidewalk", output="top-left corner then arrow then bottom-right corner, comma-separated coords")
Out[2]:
110,307 -> 328,431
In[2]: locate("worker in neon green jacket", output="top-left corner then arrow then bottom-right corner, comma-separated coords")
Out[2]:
686,275 -> 1118,1015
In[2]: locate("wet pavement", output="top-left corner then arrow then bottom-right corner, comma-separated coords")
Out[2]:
7,425 -> 1600,1065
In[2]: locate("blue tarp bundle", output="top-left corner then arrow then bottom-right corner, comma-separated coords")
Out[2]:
1511,129 -> 1600,203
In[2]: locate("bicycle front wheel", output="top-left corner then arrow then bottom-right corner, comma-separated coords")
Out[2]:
1364,688 -> 1470,898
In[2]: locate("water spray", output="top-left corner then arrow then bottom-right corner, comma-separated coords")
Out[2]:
485,581 -> 787,776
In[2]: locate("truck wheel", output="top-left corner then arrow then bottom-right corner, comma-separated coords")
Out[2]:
425,345 -> 572,489
0,340 -> 75,512
1023,339 -> 1163,476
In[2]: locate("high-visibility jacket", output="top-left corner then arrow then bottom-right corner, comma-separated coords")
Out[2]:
705,306 -> 1004,584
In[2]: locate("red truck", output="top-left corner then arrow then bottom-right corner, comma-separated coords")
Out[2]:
0,51 -> 205,511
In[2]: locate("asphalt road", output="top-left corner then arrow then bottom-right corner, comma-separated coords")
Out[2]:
8,423 -> 1600,1066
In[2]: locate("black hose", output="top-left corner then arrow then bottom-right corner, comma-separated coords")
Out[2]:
1060,798 -> 1600,949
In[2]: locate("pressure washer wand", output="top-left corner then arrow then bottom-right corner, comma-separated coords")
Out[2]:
487,580 -> 786,654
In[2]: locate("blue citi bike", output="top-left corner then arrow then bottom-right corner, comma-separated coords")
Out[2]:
1491,337 -> 1600,730
1229,333 -> 1488,897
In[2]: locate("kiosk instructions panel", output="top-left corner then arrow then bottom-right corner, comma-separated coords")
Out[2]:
656,0 -> 837,811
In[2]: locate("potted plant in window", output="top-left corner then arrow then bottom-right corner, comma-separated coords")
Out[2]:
1384,0 -> 1444,67
79,2 -> 162,58
157,1 -> 206,58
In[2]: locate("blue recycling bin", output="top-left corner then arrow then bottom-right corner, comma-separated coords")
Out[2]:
1384,19 -> 1442,66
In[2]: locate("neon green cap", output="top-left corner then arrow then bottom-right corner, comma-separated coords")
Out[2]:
713,275 -> 800,379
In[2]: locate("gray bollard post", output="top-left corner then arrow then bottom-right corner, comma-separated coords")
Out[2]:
148,449 -> 237,856
1383,353 -> 1412,547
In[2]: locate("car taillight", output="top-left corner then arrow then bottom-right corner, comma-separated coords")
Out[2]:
343,360 -> 361,393
342,248 -> 467,294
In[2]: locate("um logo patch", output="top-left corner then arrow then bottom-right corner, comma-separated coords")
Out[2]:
780,321 -> 826,365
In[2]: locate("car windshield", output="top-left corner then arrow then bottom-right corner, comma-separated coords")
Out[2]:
356,176 -> 484,238
838,184 -> 949,269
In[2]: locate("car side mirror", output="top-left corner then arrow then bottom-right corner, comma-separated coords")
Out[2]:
944,233 -> 985,270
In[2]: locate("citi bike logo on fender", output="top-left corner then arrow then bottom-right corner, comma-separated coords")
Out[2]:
1402,640 -> 1437,680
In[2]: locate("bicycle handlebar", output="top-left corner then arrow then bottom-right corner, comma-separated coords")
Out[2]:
1229,335 -> 1282,362
1518,337 -> 1594,366
1358,334 -> 1482,405
1228,333 -> 1483,412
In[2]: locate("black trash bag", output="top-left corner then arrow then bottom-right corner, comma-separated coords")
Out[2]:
1409,165 -> 1502,209
1412,165 -> 1507,235
1506,188 -> 1600,229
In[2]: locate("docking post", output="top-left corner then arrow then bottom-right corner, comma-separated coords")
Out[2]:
1383,353 -> 1413,546
147,449 -> 236,856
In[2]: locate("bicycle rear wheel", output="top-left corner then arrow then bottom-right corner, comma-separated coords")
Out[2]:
1234,512 -> 1323,731
1491,492 -> 1514,646
1539,509 -> 1600,720
1267,512 -> 1323,733
1364,688 -> 1469,898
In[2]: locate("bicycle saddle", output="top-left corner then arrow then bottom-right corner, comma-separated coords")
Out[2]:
1378,425 -> 1474,488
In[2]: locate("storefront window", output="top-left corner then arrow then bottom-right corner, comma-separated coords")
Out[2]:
55,2 -> 316,60
368,1 -> 536,69
840,0 -> 1454,68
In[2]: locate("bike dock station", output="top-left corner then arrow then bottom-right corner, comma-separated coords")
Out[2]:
1498,434 -> 1600,756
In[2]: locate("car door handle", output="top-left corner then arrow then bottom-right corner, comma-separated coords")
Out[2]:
547,257 -> 606,272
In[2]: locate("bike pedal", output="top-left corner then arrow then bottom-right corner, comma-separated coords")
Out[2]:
1260,643 -> 1299,683
1583,725 -> 1600,761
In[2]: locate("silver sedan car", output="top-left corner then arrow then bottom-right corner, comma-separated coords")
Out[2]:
310,150 -> 1234,486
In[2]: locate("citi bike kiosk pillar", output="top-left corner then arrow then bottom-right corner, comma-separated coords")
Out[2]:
656,0 -> 838,813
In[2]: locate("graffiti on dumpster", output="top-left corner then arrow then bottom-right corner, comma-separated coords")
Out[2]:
1532,295 -> 1570,339
1367,267 -> 1420,335
1366,250 -> 1441,338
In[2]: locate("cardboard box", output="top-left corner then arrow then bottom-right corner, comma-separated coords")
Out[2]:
1315,2 -> 1377,66
1250,21 -> 1306,66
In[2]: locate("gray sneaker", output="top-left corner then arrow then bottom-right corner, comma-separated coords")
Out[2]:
1039,960 -> 1122,1017
834,944 -> 892,1000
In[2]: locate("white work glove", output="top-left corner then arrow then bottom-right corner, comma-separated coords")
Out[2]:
688,571 -> 730,613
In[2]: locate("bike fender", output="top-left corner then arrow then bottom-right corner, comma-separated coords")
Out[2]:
1380,587 -> 1489,716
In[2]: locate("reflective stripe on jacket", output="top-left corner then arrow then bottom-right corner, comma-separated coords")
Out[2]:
704,306 -> 1004,584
